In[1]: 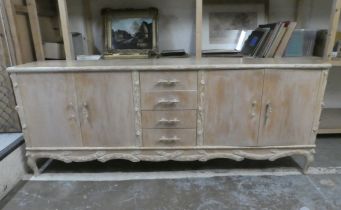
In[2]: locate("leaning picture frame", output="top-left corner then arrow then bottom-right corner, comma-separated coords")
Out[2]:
102,8 -> 158,58
202,4 -> 266,51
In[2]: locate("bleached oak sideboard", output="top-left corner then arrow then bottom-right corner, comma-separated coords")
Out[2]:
7,58 -> 331,175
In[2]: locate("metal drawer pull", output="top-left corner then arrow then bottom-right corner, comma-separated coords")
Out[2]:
158,118 -> 180,124
159,136 -> 181,143
157,98 -> 180,105
157,79 -> 179,86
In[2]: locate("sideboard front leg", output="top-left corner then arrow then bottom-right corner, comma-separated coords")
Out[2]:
27,156 -> 39,176
303,153 -> 314,175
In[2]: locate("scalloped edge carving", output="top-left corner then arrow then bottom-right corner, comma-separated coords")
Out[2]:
26,149 -> 315,175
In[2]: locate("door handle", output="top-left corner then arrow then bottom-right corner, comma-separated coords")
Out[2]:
67,102 -> 77,121
251,101 -> 257,118
264,102 -> 272,125
82,102 -> 90,123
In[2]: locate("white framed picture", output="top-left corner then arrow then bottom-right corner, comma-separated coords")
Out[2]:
202,4 -> 267,51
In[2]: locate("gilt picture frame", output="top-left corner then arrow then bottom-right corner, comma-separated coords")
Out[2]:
103,8 -> 158,58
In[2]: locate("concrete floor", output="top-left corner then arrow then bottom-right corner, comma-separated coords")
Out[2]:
1,135 -> 341,210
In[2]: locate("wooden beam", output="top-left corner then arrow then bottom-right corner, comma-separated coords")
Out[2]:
295,0 -> 305,28
196,0 -> 203,59
27,0 -> 45,61
264,0 -> 270,22
14,5 -> 28,14
324,0 -> 341,60
0,0 -> 15,65
83,0 -> 94,55
57,0 -> 74,60
4,0 -> 23,64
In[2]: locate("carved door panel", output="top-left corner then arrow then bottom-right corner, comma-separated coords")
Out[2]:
204,70 -> 264,146
16,73 -> 82,147
258,70 -> 322,146
74,72 -> 136,147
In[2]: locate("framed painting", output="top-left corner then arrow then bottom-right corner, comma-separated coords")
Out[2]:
102,8 -> 158,58
202,4 -> 266,51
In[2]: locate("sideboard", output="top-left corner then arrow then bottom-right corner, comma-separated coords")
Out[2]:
7,58 -> 331,175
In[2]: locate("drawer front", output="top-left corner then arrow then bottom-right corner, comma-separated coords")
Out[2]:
143,129 -> 196,147
141,91 -> 197,110
140,71 -> 197,92
142,110 -> 197,129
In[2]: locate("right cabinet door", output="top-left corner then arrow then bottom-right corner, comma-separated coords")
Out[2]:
258,70 -> 322,146
204,70 -> 264,146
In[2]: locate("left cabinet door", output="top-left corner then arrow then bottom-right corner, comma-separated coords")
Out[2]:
16,73 -> 82,147
74,72 -> 136,147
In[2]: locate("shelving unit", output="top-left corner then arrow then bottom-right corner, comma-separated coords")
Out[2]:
319,108 -> 341,134
319,0 -> 341,134
56,0 -> 321,60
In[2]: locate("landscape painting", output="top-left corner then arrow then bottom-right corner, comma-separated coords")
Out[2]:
111,18 -> 153,49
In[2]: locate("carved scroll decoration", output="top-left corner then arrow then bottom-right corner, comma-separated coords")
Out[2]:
26,149 -> 315,175
132,71 -> 142,146
197,70 -> 206,145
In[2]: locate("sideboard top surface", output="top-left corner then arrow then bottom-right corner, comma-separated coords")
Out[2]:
7,57 -> 331,73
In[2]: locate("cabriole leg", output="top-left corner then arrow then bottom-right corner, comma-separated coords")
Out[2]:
27,156 -> 39,176
303,153 -> 314,175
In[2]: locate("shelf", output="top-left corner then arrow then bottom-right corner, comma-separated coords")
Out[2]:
331,59 -> 341,67
319,108 -> 341,134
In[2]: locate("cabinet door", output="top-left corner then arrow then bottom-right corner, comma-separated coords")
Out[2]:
258,70 -> 322,146
74,72 -> 136,147
204,70 -> 264,146
16,73 -> 82,147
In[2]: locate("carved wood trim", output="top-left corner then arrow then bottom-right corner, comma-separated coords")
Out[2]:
314,69 -> 329,136
132,71 -> 142,146
10,73 -> 31,143
26,149 -> 315,163
197,70 -> 206,145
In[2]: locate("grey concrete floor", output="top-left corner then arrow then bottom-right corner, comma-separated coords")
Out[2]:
1,135 -> 341,210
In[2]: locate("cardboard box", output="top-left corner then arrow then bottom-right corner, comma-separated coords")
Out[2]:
43,42 -> 66,60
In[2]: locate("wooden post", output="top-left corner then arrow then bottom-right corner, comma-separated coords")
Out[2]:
83,0 -> 94,55
196,0 -> 203,59
3,0 -> 23,64
324,0 -> 341,60
58,0 -> 74,60
27,0 -> 45,61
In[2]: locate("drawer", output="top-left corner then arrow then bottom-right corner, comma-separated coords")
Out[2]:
142,110 -> 197,129
141,91 -> 197,110
143,129 -> 196,147
140,71 -> 197,92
